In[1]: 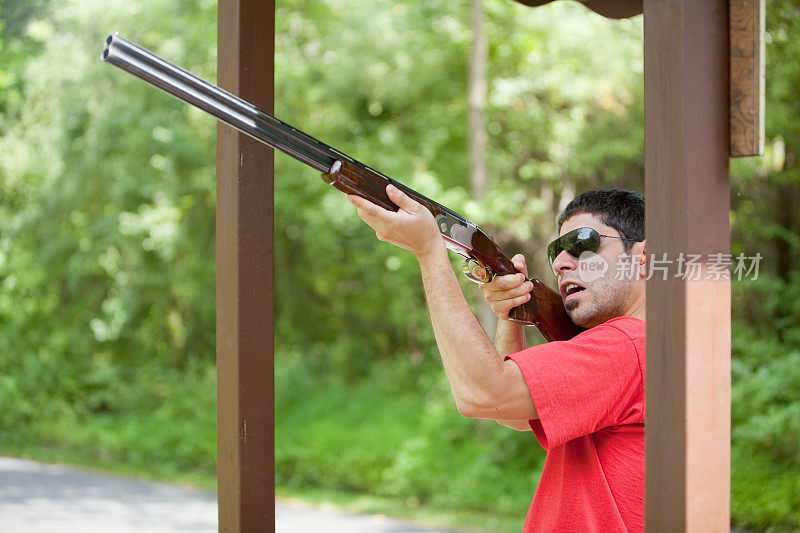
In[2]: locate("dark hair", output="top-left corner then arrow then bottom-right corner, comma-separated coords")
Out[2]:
557,189 -> 645,251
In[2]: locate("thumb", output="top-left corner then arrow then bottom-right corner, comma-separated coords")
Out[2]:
386,184 -> 422,213
512,253 -> 529,277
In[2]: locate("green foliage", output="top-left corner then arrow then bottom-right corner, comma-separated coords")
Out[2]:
0,0 -> 799,531
0,0 -> 217,478
732,443 -> 800,531
732,273 -> 800,472
275,350 -> 542,516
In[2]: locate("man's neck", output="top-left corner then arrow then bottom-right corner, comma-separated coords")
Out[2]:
624,293 -> 646,322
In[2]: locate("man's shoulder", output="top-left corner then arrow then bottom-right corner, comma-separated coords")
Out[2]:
514,317 -> 644,360
577,316 -> 645,345
601,316 -> 645,338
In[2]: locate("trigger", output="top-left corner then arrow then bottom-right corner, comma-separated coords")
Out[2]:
462,258 -> 493,284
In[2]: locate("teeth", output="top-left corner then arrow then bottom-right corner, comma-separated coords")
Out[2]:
565,283 -> 581,295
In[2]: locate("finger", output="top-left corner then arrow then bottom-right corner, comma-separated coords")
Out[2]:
471,265 -> 492,283
501,292 -> 532,309
354,209 -> 386,237
348,194 -> 384,214
494,292 -> 532,309
482,281 -> 534,302
386,184 -> 422,213
348,197 -> 386,232
488,272 -> 527,290
481,275 -> 532,295
488,292 -> 532,318
511,254 -> 529,277
348,195 -> 393,223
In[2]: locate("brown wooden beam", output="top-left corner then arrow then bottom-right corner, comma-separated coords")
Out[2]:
644,0 -> 731,531
216,1 -> 275,531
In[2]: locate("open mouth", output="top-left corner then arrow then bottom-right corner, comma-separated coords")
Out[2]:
561,282 -> 586,300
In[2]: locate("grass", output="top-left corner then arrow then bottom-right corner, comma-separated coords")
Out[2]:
275,484 -> 523,533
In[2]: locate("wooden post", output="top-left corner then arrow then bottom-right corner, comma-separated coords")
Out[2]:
644,1 -> 731,531
216,1 -> 275,531
729,0 -> 766,157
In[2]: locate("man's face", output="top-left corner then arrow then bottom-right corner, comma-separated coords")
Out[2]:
552,213 -> 645,328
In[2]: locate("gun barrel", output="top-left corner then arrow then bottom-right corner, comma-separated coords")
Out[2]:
102,34 -> 467,223
103,34 -> 335,172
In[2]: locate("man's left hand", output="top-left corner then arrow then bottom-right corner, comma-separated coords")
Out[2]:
348,184 -> 443,259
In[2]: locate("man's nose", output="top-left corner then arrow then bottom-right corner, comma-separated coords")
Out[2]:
552,250 -> 577,274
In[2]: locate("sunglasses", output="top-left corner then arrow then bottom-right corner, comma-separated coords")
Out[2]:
547,227 -> 637,271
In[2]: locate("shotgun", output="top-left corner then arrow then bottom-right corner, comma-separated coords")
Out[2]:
101,34 -> 583,342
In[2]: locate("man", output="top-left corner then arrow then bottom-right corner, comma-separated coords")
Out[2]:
348,187 -> 646,532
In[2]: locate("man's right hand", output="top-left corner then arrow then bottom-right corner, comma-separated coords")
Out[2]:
476,254 -> 534,320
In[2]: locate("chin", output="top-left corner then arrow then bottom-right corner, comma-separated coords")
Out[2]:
566,308 -> 588,328
569,314 -> 596,329
566,305 -> 603,329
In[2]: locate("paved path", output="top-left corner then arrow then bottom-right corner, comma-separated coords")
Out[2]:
0,457 -> 466,533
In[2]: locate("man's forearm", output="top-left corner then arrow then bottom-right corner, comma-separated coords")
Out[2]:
415,245 -> 509,415
346,185 -> 536,421
494,319 -> 526,357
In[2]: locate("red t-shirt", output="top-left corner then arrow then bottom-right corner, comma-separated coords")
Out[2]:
507,316 -> 645,532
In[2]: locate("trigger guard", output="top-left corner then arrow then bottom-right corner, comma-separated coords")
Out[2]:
462,258 -> 494,284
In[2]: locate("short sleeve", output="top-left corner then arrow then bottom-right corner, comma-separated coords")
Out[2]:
507,319 -> 645,450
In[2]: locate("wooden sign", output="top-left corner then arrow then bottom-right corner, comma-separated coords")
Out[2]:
730,0 -> 765,157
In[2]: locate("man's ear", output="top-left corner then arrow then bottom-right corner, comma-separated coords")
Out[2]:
636,240 -> 647,279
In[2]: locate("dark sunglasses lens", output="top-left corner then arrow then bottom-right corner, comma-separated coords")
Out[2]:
547,240 -> 562,265
567,228 -> 600,257
547,228 -> 601,266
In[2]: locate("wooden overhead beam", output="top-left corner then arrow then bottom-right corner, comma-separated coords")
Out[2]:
216,1 -> 276,531
644,0 -> 731,530
513,0 -> 643,19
